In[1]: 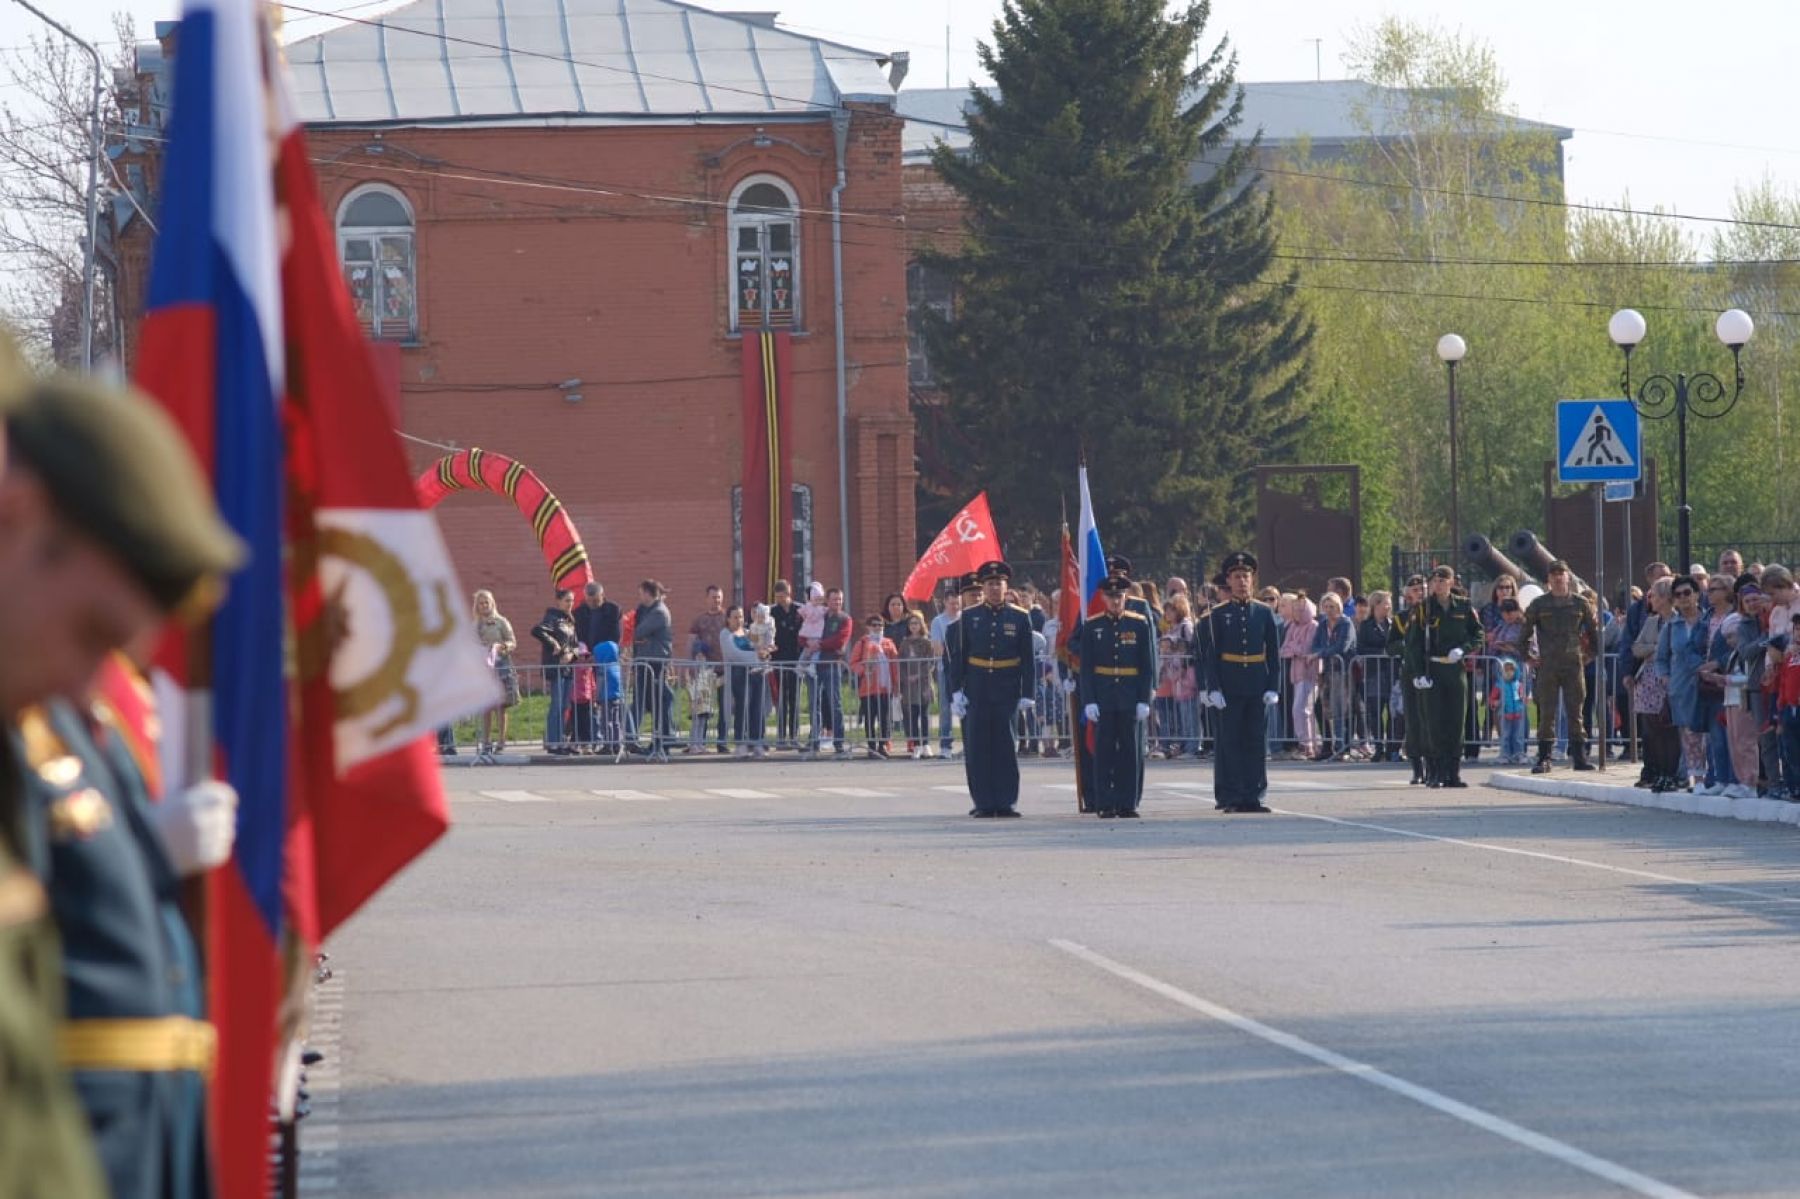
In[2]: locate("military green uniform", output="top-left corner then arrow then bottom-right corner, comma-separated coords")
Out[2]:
0,741 -> 107,1199
1404,592 -> 1484,787
1521,592 -> 1599,767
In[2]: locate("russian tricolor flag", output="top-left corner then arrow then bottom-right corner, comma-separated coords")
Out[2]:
134,3 -> 496,1194
1077,465 -> 1108,617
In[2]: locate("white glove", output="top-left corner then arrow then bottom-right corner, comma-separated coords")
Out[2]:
1061,677 -> 1077,695
1134,702 -> 1151,722
1017,697 -> 1036,714
951,691 -> 968,719
1413,675 -> 1433,690
1261,691 -> 1280,706
1084,703 -> 1100,723
1207,690 -> 1226,709
1448,647 -> 1465,663
149,780 -> 238,877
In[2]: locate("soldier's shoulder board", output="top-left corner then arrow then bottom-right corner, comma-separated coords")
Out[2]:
1008,604 -> 1032,615
1121,610 -> 1149,622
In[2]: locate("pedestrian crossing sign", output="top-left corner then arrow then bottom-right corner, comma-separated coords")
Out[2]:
1556,399 -> 1641,484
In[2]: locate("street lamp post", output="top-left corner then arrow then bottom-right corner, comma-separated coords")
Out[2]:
1607,307 -> 1753,573
1436,333 -> 1467,555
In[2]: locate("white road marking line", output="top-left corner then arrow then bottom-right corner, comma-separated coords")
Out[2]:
1050,939 -> 1700,1199
1273,807 -> 1800,907
589,789 -> 669,802
476,789 -> 552,803
817,786 -> 893,798
932,785 -> 970,793
706,788 -> 780,799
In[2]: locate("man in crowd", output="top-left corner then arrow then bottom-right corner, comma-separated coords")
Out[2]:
1200,551 -> 1281,813
1719,548 -> 1745,580
929,581 -> 965,758
806,587 -> 852,758
688,585 -> 730,753
769,580 -> 804,748
573,582 -> 622,750
1080,572 -> 1154,818
631,580 -> 673,760
1406,565 -> 1484,789
1523,560 -> 1600,774
939,574 -> 983,760
1,373 -> 245,1197
950,561 -> 1035,817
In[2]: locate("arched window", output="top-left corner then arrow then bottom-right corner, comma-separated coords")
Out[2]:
728,176 -> 798,332
337,185 -> 417,341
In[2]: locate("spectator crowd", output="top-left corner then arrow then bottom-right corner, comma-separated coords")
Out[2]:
444,548 -> 1800,803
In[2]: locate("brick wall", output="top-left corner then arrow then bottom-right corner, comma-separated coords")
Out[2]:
116,110 -> 915,640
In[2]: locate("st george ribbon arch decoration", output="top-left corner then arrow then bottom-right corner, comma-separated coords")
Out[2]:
414,448 -> 594,592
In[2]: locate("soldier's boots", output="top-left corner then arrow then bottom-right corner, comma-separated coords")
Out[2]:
1444,764 -> 1469,788
1571,746 -> 1596,772
1531,751 -> 1553,774
1409,757 -> 1425,785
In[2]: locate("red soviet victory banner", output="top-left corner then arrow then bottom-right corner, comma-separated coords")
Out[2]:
902,492 -> 1000,604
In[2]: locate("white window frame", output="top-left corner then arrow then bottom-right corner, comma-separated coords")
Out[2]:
727,174 -> 800,334
336,183 -> 418,342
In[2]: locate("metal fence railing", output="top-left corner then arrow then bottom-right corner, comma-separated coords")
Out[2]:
443,646 -> 1640,765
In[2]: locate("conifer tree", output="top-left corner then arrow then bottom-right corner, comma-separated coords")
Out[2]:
925,0 -> 1311,558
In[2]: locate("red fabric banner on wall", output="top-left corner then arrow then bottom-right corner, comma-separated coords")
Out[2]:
741,329 -> 794,604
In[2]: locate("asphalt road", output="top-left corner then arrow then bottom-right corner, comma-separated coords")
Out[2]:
307,756 -> 1800,1198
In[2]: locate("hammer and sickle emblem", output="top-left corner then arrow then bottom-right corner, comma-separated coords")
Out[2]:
955,514 -> 985,544
319,527 -> 456,739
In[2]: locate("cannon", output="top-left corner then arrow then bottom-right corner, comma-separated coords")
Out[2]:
1463,534 -> 1531,585
1508,530 -> 1557,581
1508,530 -> 1596,598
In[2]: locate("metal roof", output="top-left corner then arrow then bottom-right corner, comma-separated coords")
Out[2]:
285,0 -> 896,127
898,80 -> 1572,163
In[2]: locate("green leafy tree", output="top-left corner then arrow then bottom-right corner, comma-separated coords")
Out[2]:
923,0 -> 1311,559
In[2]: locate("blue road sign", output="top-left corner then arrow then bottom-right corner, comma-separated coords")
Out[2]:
1557,399 -> 1641,484
1603,481 -> 1635,503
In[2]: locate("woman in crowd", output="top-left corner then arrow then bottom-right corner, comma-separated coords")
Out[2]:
1281,591 -> 1320,759
882,593 -> 912,647
848,614 -> 899,758
719,604 -> 769,758
1355,589 -> 1397,762
1630,579 -> 1675,790
1311,591 -> 1355,760
898,611 -> 936,758
1656,575 -> 1710,790
531,589 -> 582,755
1156,594 -> 1197,758
474,589 -> 518,755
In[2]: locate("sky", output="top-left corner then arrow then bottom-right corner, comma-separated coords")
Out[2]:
4,0 -> 1796,237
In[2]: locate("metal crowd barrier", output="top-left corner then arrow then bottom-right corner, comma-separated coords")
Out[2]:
443,646 -> 1636,764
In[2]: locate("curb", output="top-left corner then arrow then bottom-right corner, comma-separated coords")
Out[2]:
1489,771 -> 1800,826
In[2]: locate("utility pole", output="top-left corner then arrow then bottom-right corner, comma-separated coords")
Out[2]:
10,0 -> 104,370
1306,38 -> 1323,81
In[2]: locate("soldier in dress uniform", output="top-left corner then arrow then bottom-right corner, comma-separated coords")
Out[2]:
950,561 -> 1036,817
1404,565 -> 1484,789
1390,574 -> 1430,784
942,572 -> 982,765
0,375 -> 244,1198
1079,573 -> 1154,817
1200,552 -> 1282,813
1105,556 -> 1158,806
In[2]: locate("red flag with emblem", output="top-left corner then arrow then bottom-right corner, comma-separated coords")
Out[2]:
902,493 -> 1000,604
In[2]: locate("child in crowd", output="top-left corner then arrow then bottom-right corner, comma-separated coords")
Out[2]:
796,581 -> 828,675
897,612 -> 936,758
591,640 -> 623,755
1153,633 -> 1183,758
1491,658 -> 1529,764
686,655 -> 719,751
1776,613 -> 1800,799
1718,615 -> 1761,798
848,613 -> 898,758
749,603 -> 777,660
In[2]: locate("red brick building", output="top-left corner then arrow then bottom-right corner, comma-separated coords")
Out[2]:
120,0 -> 916,632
